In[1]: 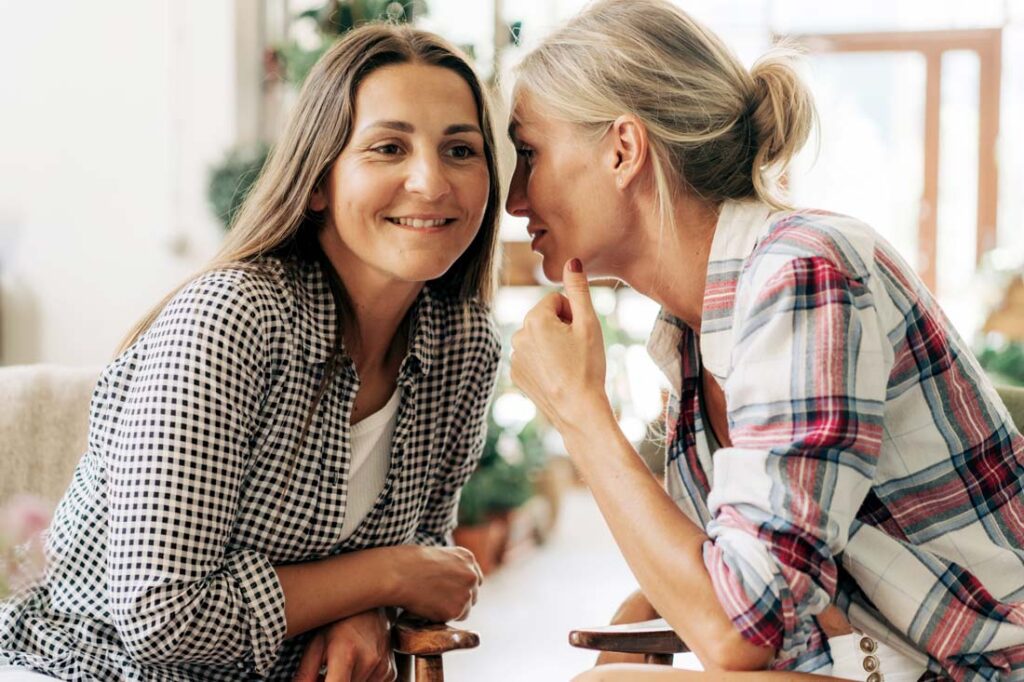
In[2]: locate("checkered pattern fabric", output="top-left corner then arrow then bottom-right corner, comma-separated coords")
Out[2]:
0,256 -> 500,680
648,199 -> 1024,681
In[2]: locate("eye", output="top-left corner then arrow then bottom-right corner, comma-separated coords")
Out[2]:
370,143 -> 402,156
515,146 -> 535,166
446,144 -> 478,159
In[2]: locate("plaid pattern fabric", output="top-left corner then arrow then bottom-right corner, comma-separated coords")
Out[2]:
0,256 -> 500,680
649,200 -> 1024,680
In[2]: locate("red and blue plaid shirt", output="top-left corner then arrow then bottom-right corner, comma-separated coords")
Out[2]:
648,199 -> 1024,680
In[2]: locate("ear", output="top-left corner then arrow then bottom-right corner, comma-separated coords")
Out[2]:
309,184 -> 327,212
608,114 -> 649,191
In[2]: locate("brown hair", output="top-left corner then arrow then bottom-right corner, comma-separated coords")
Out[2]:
119,22 -> 501,355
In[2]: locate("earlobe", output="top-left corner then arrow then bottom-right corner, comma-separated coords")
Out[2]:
309,187 -> 327,212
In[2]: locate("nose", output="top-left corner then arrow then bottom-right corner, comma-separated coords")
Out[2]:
405,151 -> 452,201
505,160 -> 530,217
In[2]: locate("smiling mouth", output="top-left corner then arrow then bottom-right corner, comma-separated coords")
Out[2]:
387,217 -> 456,229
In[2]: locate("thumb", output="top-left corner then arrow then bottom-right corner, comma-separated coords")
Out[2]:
561,258 -> 597,324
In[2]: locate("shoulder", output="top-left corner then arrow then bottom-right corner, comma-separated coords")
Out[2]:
751,208 -> 879,284
436,292 -> 499,356
145,258 -> 294,352
430,293 -> 502,365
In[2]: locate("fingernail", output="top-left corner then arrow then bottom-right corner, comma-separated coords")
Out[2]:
569,258 -> 582,273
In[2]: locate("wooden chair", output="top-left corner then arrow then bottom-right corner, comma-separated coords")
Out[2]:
393,615 -> 480,681
568,383 -> 1024,666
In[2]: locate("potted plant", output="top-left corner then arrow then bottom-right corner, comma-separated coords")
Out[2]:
454,413 -> 538,573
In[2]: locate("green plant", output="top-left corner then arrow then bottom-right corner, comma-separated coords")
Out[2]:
978,341 -> 1024,386
279,0 -> 424,86
207,143 -> 268,229
457,414 -> 541,527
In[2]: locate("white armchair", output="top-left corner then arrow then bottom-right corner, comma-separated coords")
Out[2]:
0,364 -> 101,504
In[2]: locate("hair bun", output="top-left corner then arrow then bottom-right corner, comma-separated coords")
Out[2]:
748,48 -> 816,168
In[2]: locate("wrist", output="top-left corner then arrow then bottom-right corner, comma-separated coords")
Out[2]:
552,390 -> 614,438
381,545 -> 417,607
561,393 -> 614,446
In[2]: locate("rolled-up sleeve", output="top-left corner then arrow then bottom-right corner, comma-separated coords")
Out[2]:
106,274 -> 286,674
702,257 -> 890,665
413,335 -> 501,548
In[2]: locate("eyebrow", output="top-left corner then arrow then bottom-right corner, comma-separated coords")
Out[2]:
363,120 -> 482,136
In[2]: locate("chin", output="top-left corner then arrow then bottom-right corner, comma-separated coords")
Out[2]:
399,260 -> 459,284
541,258 -> 563,283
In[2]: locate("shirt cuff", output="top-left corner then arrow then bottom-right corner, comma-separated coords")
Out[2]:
224,549 -> 287,675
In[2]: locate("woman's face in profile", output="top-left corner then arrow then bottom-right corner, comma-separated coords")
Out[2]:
506,90 -> 627,282
312,62 -> 490,286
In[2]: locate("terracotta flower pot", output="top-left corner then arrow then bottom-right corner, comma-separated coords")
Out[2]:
453,521 -> 501,575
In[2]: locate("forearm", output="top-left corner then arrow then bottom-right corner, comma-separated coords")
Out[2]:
562,411 -> 775,671
275,546 -> 408,639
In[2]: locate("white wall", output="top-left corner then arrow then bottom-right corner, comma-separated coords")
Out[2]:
0,0 -> 238,365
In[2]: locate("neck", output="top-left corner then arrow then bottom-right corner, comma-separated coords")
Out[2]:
616,194 -> 720,332
317,230 -> 423,374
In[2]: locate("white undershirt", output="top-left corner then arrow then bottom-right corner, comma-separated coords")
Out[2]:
337,387 -> 401,541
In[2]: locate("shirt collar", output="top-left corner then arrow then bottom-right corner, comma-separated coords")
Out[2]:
292,258 -> 440,377
647,198 -> 776,389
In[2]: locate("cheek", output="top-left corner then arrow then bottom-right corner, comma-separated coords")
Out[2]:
457,167 -> 491,222
334,167 -> 393,218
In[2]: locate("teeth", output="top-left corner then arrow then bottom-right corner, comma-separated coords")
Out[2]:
391,218 -> 448,228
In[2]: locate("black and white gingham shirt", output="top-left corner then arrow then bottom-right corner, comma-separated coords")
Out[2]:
0,256 -> 501,680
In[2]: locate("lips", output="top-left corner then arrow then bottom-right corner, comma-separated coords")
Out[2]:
387,216 -> 456,229
528,228 -> 548,252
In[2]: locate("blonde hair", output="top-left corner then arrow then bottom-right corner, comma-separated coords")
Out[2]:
119,23 -> 502,355
514,0 -> 816,230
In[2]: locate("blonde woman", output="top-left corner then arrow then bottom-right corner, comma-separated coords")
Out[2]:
506,1 -> 1024,680
0,24 -> 502,681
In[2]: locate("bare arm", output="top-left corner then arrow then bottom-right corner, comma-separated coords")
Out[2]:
509,261 -> 773,672
275,547 -> 403,639
276,544 -> 481,640
562,406 -> 775,672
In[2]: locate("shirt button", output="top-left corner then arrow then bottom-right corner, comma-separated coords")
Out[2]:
866,673 -> 882,682
863,654 -> 879,672
859,636 -> 877,653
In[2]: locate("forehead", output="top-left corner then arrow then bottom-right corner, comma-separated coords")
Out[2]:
509,88 -> 572,142
353,62 -> 479,129
509,88 -> 537,138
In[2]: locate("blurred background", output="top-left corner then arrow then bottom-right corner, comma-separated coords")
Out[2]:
2,0 -> 1023,678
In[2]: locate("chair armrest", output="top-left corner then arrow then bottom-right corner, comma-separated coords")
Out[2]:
392,615 -> 480,656
568,618 -> 687,655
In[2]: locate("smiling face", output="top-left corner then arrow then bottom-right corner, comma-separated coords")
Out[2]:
312,62 -> 490,291
505,90 -> 631,282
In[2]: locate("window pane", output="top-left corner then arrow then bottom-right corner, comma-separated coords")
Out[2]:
789,52 -> 926,273
771,0 -> 1005,33
936,50 -> 981,330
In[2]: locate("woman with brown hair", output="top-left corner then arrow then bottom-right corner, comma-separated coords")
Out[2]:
0,23 -> 502,681
507,1 -> 1024,680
